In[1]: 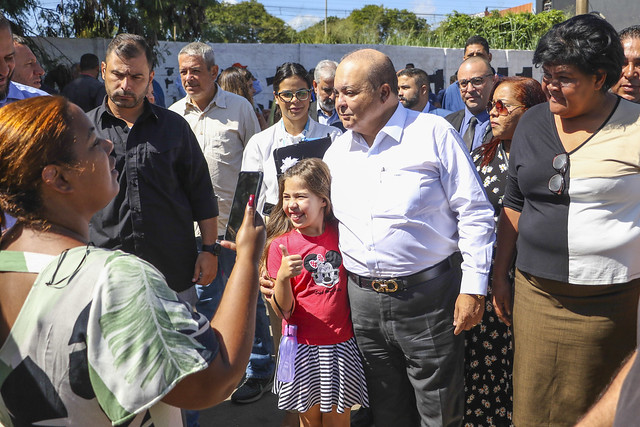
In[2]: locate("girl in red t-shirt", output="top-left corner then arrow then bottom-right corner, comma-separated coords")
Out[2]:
264,158 -> 368,426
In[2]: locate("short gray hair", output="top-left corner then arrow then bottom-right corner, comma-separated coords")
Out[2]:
12,34 -> 28,45
314,59 -> 338,82
179,42 -> 216,69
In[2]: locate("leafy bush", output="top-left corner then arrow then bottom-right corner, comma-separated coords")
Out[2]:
293,8 -> 566,49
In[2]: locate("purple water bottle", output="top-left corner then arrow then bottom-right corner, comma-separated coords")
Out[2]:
277,324 -> 298,383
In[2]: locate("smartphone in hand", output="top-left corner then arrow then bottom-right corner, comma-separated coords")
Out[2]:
224,171 -> 263,242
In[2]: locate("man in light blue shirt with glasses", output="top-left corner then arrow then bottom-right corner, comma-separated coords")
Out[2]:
0,16 -> 46,110
445,56 -> 497,151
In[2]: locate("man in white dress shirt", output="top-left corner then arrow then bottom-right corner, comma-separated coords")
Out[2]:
324,48 -> 495,426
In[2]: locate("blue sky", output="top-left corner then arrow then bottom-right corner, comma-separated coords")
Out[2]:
224,0 -> 535,30
34,0 -> 534,32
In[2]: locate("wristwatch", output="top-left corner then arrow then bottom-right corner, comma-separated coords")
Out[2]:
471,294 -> 485,300
201,242 -> 222,256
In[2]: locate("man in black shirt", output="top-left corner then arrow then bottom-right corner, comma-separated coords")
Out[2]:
62,53 -> 107,112
88,34 -> 219,300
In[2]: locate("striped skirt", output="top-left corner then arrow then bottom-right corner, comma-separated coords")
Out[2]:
273,336 -> 369,413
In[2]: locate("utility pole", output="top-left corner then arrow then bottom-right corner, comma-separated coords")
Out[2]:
324,0 -> 328,38
576,0 -> 588,15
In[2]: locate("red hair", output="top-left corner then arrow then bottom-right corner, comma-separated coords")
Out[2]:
479,77 -> 547,167
0,96 -> 78,227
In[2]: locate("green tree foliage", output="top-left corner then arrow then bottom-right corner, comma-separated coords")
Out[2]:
1,0 -> 40,34
4,1 -> 567,50
31,0 -> 217,41
294,6 -> 563,49
295,5 -> 428,45
349,5 -> 428,42
431,10 -> 566,50
203,0 -> 293,43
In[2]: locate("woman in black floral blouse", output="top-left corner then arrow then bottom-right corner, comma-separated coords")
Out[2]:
464,77 -> 546,426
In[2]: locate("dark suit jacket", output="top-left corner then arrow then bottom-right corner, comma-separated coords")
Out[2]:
309,100 -> 319,121
445,109 -> 493,151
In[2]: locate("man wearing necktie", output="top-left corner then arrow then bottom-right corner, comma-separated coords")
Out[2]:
446,57 -> 497,151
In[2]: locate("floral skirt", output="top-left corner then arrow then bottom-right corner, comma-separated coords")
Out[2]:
464,284 -> 514,426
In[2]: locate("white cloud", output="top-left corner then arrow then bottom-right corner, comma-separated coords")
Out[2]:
411,0 -> 437,16
287,15 -> 322,31
222,0 -> 239,3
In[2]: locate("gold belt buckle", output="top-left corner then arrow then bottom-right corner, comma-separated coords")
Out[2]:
371,279 -> 399,293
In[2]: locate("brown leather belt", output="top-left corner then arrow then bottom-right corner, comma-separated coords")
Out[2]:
348,254 -> 455,293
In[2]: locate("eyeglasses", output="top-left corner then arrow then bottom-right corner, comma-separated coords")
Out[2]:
276,89 -> 311,102
548,153 -> 568,194
459,74 -> 493,91
487,99 -> 526,115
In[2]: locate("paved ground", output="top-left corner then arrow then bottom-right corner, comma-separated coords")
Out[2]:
199,392 -> 287,427
198,300 -> 288,426
196,302 -> 370,426
198,393 -> 365,426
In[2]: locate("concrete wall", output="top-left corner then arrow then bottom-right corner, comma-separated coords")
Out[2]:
536,0 -> 639,31
33,37 -> 540,109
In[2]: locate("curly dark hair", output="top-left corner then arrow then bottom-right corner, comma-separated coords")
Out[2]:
533,14 -> 624,92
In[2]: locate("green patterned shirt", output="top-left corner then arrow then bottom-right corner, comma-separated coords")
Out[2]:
0,247 -> 218,426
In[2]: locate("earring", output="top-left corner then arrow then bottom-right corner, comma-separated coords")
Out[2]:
42,166 -> 57,182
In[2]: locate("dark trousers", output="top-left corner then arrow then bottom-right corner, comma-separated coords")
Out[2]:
348,260 -> 464,427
